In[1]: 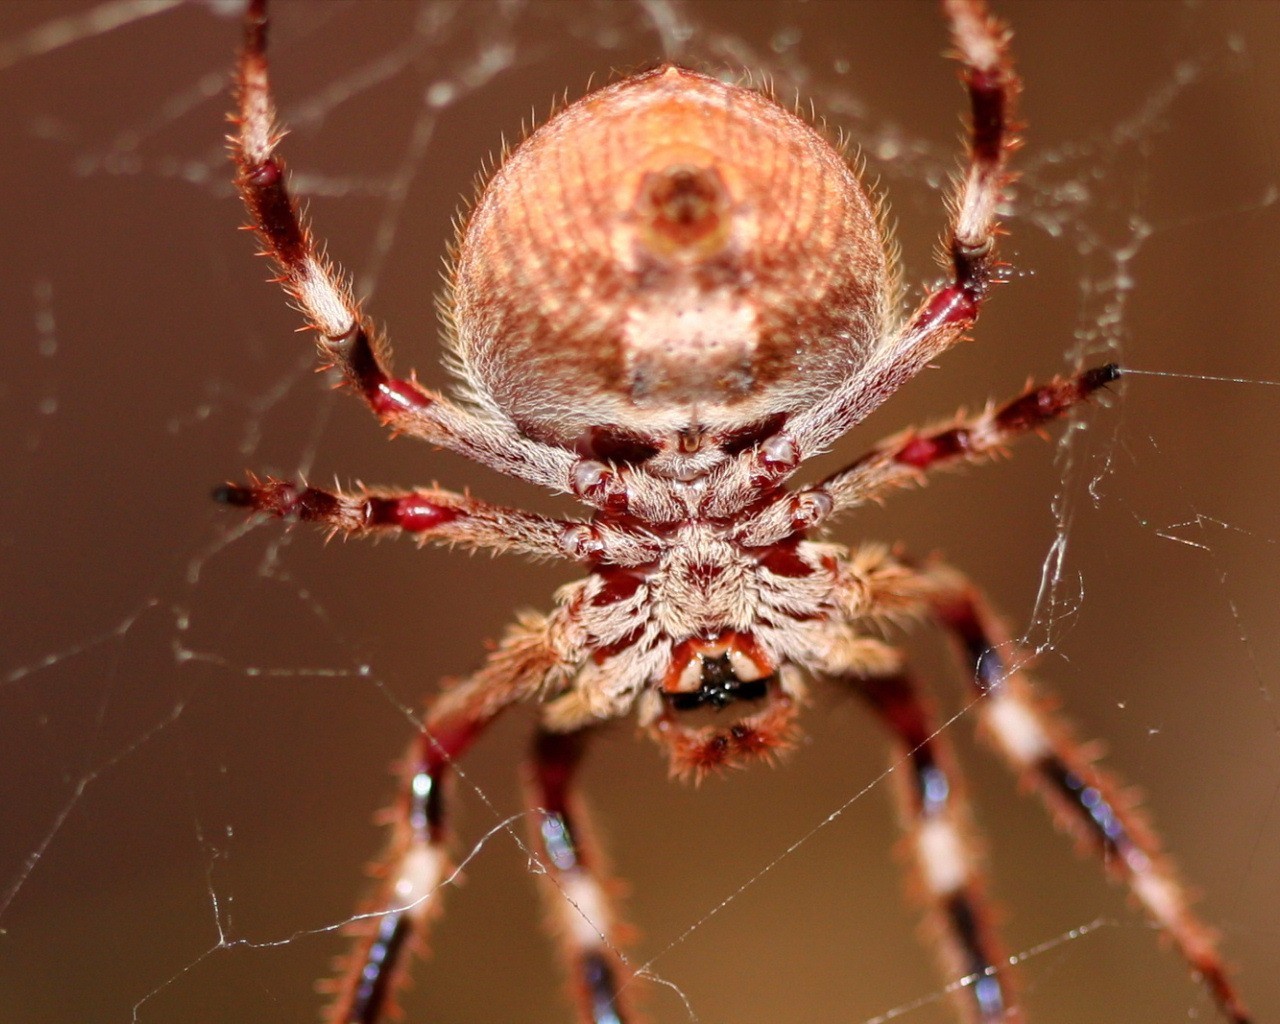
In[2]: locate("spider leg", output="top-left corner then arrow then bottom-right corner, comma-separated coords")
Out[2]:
853,557 -> 1253,1024
527,727 -> 634,1024
827,639 -> 1021,1023
813,364 -> 1118,518
789,0 -> 1019,459
733,364 -> 1119,548
323,615 -> 576,1024
214,477 -> 581,561
232,0 -> 576,491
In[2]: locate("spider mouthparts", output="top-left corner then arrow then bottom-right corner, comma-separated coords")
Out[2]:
652,690 -> 798,782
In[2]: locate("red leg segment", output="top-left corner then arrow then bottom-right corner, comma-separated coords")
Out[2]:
790,0 -> 1020,459
814,364 -> 1119,516
232,0 -> 575,491
322,618 -> 573,1024
214,477 -> 576,560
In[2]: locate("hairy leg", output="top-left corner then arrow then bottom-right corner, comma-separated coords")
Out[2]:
215,476 -> 581,561
231,0 -> 576,491
846,555 -> 1253,1024
730,365 -> 1119,548
323,616 -> 577,1024
526,728 -> 633,1024
825,638 -> 1021,1023
813,364 -> 1118,516
788,0 -> 1020,460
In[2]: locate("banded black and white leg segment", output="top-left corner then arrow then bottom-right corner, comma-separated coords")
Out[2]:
323,618 -> 573,1024
918,570 -> 1253,1024
323,719 -> 480,1024
853,661 -> 1021,1024
232,0 -> 576,491
788,0 -> 1020,458
527,728 -> 632,1024
322,736 -> 451,1024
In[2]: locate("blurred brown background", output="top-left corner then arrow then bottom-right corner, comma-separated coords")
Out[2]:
2,2 -> 1278,1023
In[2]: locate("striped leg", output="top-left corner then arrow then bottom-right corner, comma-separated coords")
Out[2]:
232,0 -> 575,491
789,0 -> 1021,457
851,650 -> 1021,1023
526,728 -> 632,1024
323,617 -> 572,1024
914,567 -> 1252,1024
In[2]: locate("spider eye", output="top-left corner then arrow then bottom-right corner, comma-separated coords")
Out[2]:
580,426 -> 661,467
664,654 -> 773,712
718,412 -> 787,456
662,637 -> 777,713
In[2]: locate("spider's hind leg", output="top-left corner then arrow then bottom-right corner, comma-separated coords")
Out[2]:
231,0 -> 576,491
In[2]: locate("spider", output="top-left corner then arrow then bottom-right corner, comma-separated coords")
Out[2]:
217,1 -> 1252,1022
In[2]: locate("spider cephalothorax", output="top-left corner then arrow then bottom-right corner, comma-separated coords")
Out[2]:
219,2 -> 1251,1023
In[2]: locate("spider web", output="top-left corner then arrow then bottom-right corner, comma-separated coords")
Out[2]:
2,1 -> 1277,1022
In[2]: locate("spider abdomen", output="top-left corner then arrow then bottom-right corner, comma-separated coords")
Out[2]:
450,65 -> 889,451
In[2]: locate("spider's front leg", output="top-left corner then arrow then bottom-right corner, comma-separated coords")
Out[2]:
818,636 -> 1021,1024
854,556 -> 1253,1024
526,726 -> 634,1024
323,615 -> 578,1024
231,0 -> 576,492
